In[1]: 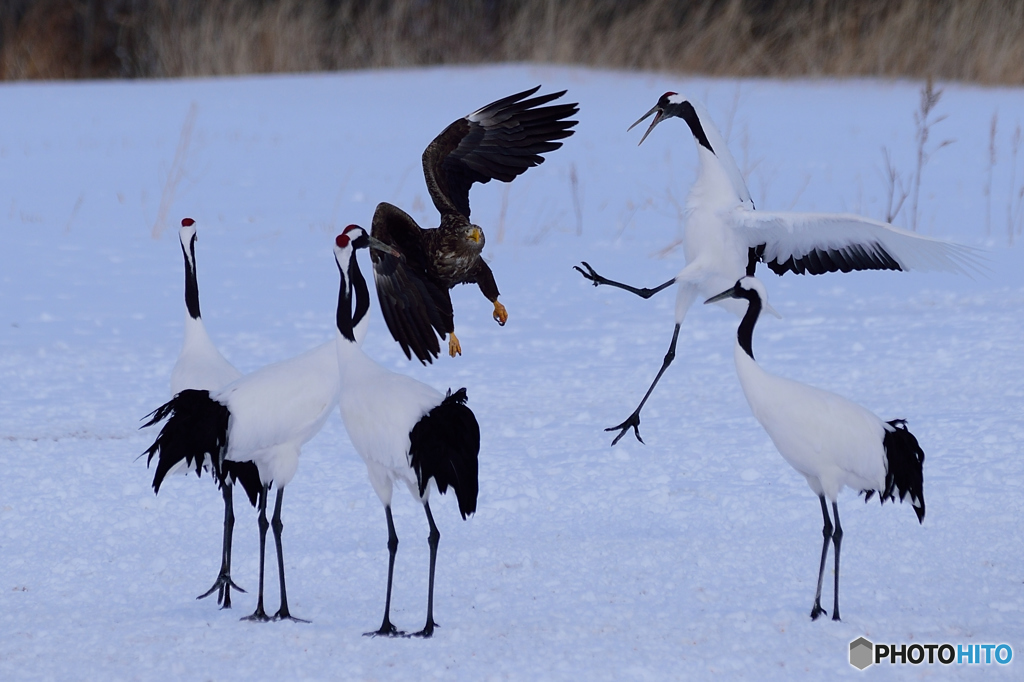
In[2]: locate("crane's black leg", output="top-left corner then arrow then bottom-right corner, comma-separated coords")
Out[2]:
365,505 -> 404,637
574,262 -> 676,299
412,502 -> 441,638
270,487 -> 307,623
242,485 -> 271,622
810,495 -> 833,621
831,501 -> 843,622
606,323 -> 680,446
197,481 -> 246,608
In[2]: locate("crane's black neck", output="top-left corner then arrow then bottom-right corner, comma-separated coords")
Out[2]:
736,288 -> 761,360
336,249 -> 370,343
181,234 -> 201,320
672,101 -> 715,155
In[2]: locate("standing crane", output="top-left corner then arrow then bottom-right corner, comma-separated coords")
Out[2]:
705,276 -> 925,620
146,217 -> 260,609
335,225 -> 480,637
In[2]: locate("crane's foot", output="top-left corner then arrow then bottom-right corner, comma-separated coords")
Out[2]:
606,411 -> 644,446
810,601 -> 827,621
492,300 -> 508,326
574,261 -> 604,286
448,332 -> 462,358
363,620 -> 405,638
197,572 -> 246,609
242,606 -> 271,623
273,608 -> 309,624
411,619 -> 437,638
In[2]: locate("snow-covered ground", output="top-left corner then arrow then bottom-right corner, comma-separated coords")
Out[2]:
1,65 -> 1022,680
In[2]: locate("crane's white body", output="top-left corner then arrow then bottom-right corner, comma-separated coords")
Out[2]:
718,276 -> 890,500
710,275 -> 924,620
674,141 -> 754,321
217,341 -> 339,488
734,343 -> 887,502
335,315 -> 443,507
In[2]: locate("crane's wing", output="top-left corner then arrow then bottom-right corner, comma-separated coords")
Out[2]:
422,86 -> 578,220
734,209 -> 982,276
370,203 -> 454,364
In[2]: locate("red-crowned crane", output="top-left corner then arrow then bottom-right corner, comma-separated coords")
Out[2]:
146,217 -> 261,609
334,225 -> 480,638
705,276 -> 925,621
576,93 -> 979,445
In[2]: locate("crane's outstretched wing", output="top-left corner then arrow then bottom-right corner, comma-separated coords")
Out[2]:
734,210 -> 982,276
370,203 -> 454,364
422,86 -> 578,220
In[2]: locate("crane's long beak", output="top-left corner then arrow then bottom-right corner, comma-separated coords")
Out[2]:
704,287 -> 736,305
704,287 -> 784,319
628,104 -> 664,146
367,235 -> 402,259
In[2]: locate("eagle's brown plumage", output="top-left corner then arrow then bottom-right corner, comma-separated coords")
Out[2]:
371,86 -> 578,364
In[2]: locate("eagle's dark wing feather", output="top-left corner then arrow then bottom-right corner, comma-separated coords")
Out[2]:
370,203 -> 454,364
423,86 -> 579,220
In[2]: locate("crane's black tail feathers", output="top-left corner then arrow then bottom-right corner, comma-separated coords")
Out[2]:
862,419 -> 925,523
223,460 -> 262,507
409,387 -> 480,519
140,389 -> 231,495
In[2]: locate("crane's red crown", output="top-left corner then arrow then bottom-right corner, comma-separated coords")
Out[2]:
656,91 -> 679,108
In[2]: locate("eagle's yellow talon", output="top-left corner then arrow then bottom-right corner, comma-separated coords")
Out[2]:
492,301 -> 508,326
448,332 -> 462,358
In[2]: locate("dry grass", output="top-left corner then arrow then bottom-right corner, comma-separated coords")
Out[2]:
2,0 -> 1024,84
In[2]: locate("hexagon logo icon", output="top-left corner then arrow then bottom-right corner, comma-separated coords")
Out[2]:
850,637 -> 874,670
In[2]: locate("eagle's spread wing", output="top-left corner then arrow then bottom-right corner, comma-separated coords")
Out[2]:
422,86 -> 578,220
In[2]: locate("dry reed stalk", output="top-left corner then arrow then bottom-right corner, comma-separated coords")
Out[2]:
881,147 -> 909,225
910,79 -> 953,232
1010,124 -> 1022,244
986,113 -> 998,237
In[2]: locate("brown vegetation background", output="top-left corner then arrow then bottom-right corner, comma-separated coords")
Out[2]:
1,0 -> 1022,83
